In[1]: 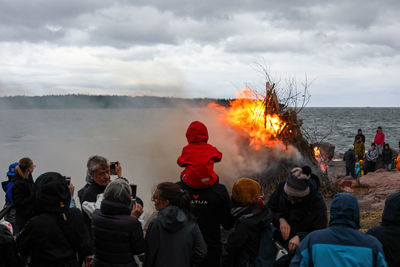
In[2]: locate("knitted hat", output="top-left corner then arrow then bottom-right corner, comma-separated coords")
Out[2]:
232,178 -> 260,205
348,145 -> 354,150
284,167 -> 310,198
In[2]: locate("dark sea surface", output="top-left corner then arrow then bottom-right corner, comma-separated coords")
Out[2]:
1,107 -> 399,209
300,108 -> 400,154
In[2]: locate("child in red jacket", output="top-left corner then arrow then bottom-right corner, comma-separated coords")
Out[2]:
177,121 -> 222,188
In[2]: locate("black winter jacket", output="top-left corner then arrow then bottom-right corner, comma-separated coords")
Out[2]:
367,192 -> 400,267
382,148 -> 393,165
91,199 -> 145,267
79,181 -> 107,232
144,205 -> 207,267
343,149 -> 356,169
0,224 -> 22,267
11,173 -> 35,231
17,172 -> 90,267
178,181 -> 234,250
225,205 -> 272,267
267,180 -> 328,241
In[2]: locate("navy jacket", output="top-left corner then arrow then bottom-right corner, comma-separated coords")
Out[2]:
368,192 -> 400,267
290,193 -> 387,267
91,199 -> 145,267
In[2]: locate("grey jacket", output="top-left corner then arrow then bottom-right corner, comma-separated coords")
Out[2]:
366,149 -> 379,162
144,206 -> 207,267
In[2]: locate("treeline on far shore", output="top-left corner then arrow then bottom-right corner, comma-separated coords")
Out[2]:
0,95 -> 231,109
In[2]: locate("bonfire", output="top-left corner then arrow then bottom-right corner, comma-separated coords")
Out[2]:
210,82 -> 329,186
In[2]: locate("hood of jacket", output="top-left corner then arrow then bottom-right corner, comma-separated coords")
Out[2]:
186,121 -> 209,144
381,192 -> 400,226
330,193 -> 360,229
35,172 -> 71,214
157,205 -> 188,232
231,204 -> 271,228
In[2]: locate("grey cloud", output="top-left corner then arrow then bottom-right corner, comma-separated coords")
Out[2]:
1,0 -> 399,51
225,33 -> 310,54
82,7 -> 178,48
0,24 -> 66,42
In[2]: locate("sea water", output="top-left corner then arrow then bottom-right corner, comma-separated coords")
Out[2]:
0,107 -> 399,208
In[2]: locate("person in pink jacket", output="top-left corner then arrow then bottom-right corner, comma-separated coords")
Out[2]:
374,126 -> 385,155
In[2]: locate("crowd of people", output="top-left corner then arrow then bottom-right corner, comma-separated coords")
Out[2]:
344,127 -> 400,178
0,121 -> 399,267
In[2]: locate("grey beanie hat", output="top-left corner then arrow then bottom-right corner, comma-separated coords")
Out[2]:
284,167 -> 310,198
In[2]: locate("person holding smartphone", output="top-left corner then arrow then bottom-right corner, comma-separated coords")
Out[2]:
78,156 -> 124,246
91,179 -> 145,266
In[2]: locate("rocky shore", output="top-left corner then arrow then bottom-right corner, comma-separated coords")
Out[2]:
325,157 -> 400,230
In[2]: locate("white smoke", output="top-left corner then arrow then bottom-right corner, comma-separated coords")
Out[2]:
0,104 -> 304,217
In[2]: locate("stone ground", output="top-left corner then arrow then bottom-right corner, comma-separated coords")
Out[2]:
325,160 -> 400,232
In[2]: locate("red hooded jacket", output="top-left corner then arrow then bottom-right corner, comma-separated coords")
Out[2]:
374,131 -> 385,146
177,121 -> 222,188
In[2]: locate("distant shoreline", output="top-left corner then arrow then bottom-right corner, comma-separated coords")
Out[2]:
0,95 -> 230,109
0,95 -> 398,109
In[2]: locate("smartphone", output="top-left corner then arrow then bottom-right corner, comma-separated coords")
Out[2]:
65,176 -> 71,186
110,162 -> 118,175
130,184 -> 137,199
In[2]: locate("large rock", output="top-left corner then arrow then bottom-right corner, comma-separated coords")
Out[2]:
358,169 -> 400,209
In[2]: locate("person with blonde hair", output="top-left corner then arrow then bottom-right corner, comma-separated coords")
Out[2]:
11,157 -> 35,234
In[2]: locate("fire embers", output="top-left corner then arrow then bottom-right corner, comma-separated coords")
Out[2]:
209,88 -> 287,150
312,143 -> 335,173
313,146 -> 327,172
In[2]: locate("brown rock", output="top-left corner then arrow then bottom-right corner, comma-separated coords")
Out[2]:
357,170 -> 400,209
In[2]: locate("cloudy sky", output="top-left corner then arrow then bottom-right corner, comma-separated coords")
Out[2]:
0,0 -> 399,106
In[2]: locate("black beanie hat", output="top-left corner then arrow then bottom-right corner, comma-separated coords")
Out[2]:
284,167 -> 311,197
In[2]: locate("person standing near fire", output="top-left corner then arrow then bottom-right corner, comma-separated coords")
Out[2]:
177,121 -> 234,267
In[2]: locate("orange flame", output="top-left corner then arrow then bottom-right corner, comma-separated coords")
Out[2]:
313,146 -> 327,172
209,88 -> 287,149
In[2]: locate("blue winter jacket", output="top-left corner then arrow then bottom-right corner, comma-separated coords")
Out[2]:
1,179 -> 14,204
290,193 -> 387,267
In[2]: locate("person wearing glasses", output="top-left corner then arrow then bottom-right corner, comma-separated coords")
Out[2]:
145,182 -> 207,267
267,167 -> 327,265
11,157 -> 36,235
